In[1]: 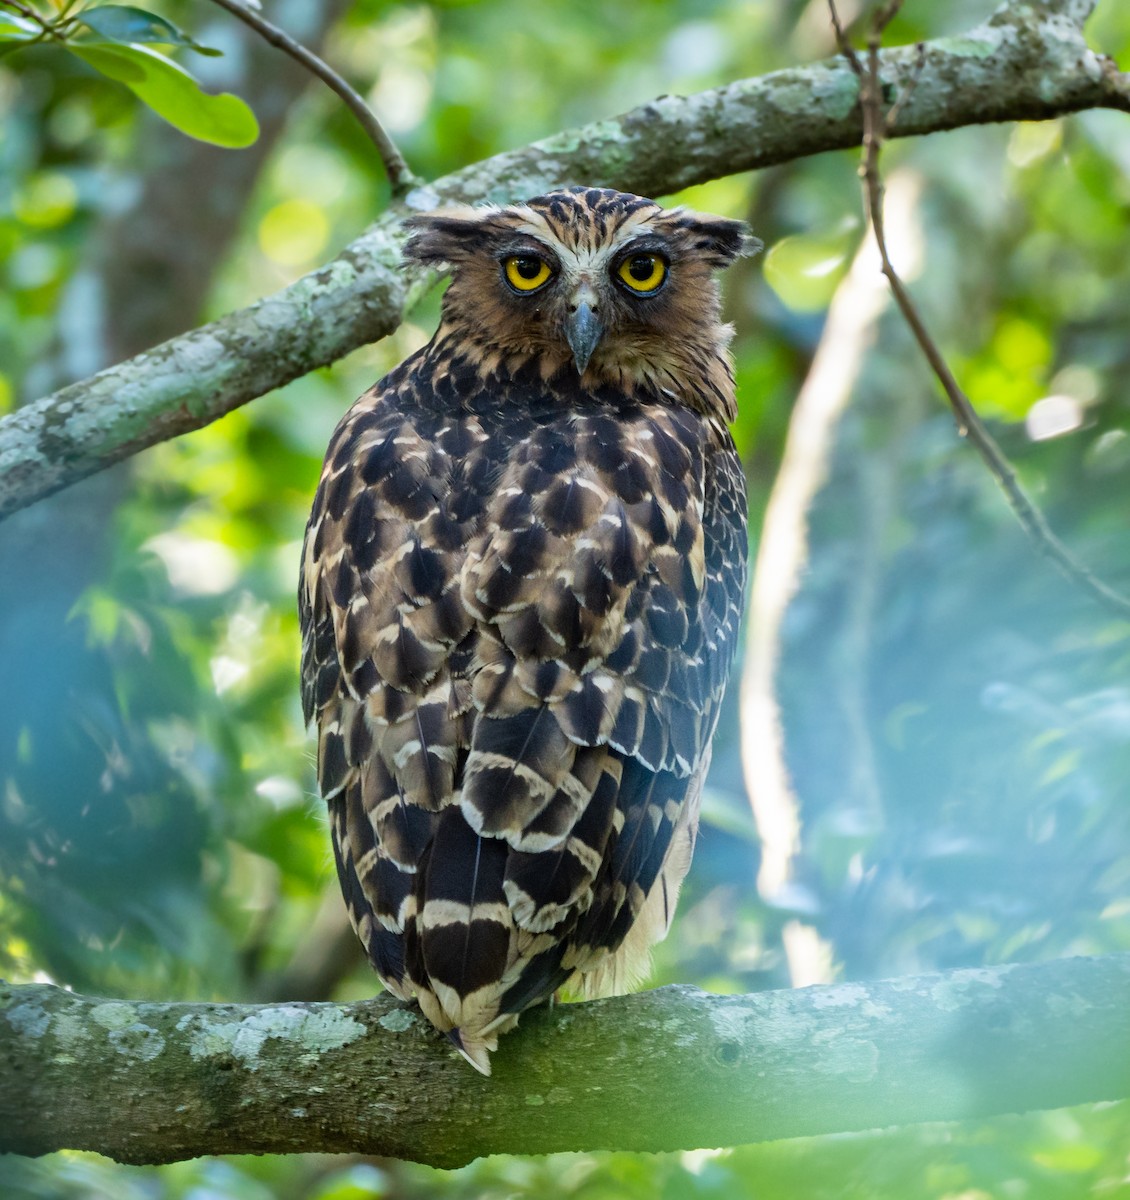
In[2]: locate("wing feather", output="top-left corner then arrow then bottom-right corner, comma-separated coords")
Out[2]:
298,348 -> 747,1071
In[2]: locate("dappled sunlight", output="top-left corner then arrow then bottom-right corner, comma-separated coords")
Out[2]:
3,0 -> 1130,1193
144,532 -> 240,598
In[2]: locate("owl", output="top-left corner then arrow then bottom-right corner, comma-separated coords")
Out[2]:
299,186 -> 753,1073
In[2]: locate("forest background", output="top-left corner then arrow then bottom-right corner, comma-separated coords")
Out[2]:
2,0 -> 1130,1196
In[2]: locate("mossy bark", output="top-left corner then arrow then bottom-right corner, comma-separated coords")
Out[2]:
3,954 -> 1129,1167
1,0 -> 1127,521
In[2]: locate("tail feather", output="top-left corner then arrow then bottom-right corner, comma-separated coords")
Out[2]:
447,1028 -> 496,1076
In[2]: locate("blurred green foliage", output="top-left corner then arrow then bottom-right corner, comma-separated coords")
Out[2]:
0,2 -> 255,145
2,0 -> 1130,1196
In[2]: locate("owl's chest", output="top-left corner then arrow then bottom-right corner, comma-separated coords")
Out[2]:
356,399 -> 651,528
319,387 -> 743,736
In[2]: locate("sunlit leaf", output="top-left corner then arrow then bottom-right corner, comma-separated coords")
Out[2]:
257,198 -> 330,266
762,226 -> 857,312
76,4 -> 222,55
0,10 -> 40,55
68,43 -> 259,148
0,11 -> 38,38
1032,1140 -> 1106,1171
12,172 -> 78,228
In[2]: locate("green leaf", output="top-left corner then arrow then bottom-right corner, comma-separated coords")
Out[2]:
76,4 -> 222,56
0,11 -> 40,44
763,227 -> 856,312
68,43 -> 259,148
0,12 -> 39,59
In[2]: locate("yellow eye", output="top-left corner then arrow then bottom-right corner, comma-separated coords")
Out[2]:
617,253 -> 667,294
504,255 -> 553,292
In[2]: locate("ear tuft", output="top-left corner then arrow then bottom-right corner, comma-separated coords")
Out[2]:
664,212 -> 761,268
738,231 -> 765,259
695,216 -> 761,267
402,205 -> 500,267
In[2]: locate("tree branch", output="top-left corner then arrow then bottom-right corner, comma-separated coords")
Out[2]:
0,0 -> 1126,523
3,954 -> 1128,1166
0,0 -> 39,21
831,0 -> 1130,618
205,0 -> 418,196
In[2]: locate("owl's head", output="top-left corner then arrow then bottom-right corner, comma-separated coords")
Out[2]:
404,186 -> 759,401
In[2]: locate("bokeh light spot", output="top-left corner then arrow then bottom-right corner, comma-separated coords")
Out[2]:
258,199 -> 330,267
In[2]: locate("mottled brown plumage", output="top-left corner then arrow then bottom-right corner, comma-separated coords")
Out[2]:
299,186 -> 753,1072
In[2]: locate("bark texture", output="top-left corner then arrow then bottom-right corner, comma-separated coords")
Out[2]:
1,0 -> 1127,521
3,954 -> 1129,1168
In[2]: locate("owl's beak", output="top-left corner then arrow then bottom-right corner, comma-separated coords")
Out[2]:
565,299 -> 604,375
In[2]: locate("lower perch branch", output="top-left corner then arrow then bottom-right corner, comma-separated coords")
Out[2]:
3,954 -> 1129,1167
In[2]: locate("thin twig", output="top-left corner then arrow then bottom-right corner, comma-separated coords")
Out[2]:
0,0 -> 46,25
830,0 -> 1130,619
885,40 -> 926,130
205,0 -> 418,196
0,0 -> 63,50
0,0 -> 81,39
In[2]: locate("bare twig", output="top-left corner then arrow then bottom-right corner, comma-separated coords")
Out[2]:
205,0 -> 418,196
830,0 -> 1130,620
2,0 -> 78,35
0,0 -> 41,21
0,0 -> 85,43
4,0 -> 1129,523
885,40 -> 926,129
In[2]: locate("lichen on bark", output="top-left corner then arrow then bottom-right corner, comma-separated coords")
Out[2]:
0,0 -> 1126,522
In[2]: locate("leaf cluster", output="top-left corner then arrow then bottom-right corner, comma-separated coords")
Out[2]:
0,1 -> 256,144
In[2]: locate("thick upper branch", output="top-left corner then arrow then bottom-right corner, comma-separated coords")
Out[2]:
3,954 -> 1130,1167
1,0 -> 1126,522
